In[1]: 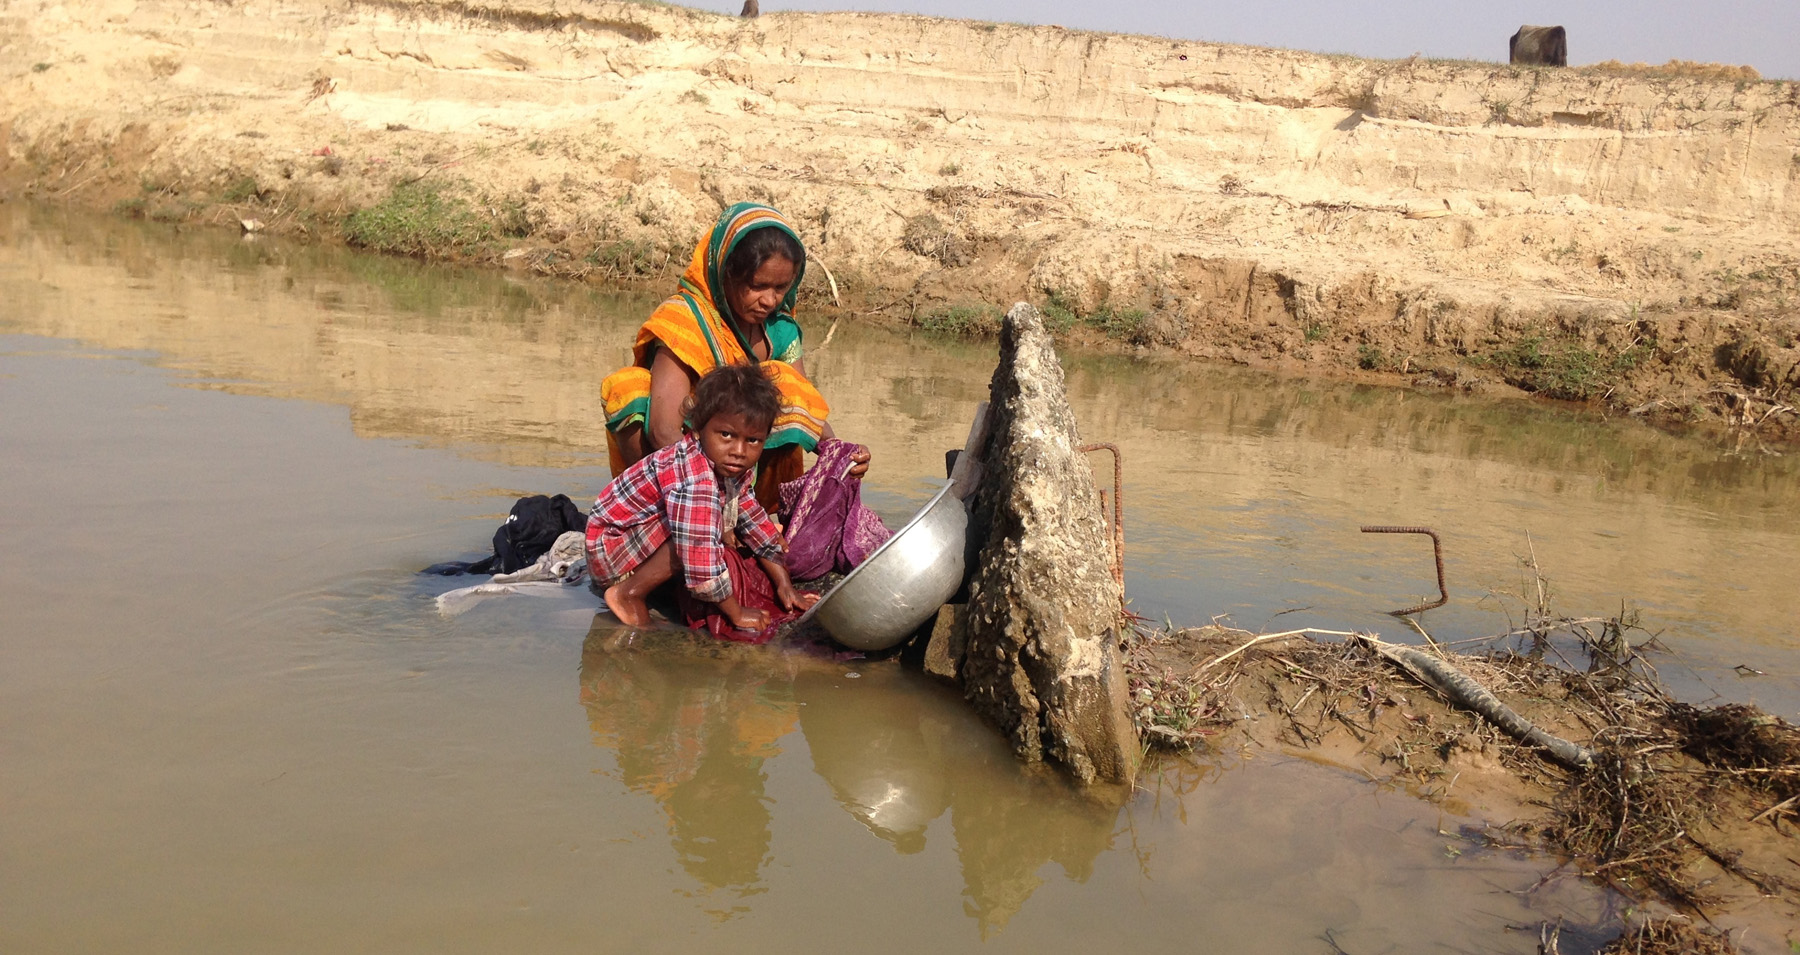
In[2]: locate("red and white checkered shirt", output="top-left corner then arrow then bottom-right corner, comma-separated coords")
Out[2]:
585,434 -> 784,603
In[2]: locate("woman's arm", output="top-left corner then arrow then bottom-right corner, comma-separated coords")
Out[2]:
646,347 -> 699,453
787,356 -> 871,477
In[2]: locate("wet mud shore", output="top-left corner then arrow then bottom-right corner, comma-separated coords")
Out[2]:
3,0 -> 1798,442
1127,621 -> 1800,952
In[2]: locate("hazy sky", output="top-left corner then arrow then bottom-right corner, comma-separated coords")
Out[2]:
696,0 -> 1799,80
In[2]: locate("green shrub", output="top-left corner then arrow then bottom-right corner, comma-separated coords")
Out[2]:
494,198 -> 533,238
1034,291 -> 1153,342
221,176 -> 264,204
1084,305 -> 1148,341
585,239 -> 657,277
917,303 -> 1002,337
342,184 -> 496,257
1477,333 -> 1651,401
1040,290 -> 1079,333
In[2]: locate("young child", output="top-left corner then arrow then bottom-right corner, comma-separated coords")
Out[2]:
586,363 -> 819,633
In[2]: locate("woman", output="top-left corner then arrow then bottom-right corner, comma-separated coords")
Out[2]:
600,202 -> 871,512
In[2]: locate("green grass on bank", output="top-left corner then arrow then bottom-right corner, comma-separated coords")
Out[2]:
342,183 -> 528,258
915,291 -> 1149,343
1473,333 -> 1653,401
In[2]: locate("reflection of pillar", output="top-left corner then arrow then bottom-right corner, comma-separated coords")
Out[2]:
576,619 -> 1125,935
578,622 -> 798,894
922,712 -> 1123,937
794,671 -> 951,854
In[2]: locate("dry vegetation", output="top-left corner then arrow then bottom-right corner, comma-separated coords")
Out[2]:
1585,59 -> 1764,82
1591,917 -> 1738,955
1123,607 -> 1800,950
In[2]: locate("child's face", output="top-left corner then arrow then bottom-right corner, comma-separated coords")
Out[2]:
695,412 -> 770,481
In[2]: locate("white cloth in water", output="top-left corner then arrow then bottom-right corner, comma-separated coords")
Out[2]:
435,531 -> 588,616
491,530 -> 587,584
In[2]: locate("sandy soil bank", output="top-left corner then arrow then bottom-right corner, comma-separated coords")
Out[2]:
2,0 -> 1797,437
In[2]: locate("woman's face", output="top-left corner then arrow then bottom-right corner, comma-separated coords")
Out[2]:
725,254 -> 797,327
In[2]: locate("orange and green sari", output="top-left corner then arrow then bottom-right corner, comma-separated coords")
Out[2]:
601,203 -> 829,478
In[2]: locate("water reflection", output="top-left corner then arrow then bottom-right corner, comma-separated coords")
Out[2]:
793,668 -> 1119,934
4,205 -> 1736,949
795,668 -> 949,854
578,621 -> 1119,932
7,200 -> 1800,703
579,626 -> 795,894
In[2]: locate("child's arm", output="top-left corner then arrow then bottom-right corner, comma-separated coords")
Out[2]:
731,483 -> 814,616
664,471 -> 744,615
735,493 -> 788,560
757,556 -> 818,614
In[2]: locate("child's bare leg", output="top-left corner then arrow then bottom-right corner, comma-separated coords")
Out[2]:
604,541 -> 674,627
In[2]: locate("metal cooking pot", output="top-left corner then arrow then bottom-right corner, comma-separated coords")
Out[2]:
796,480 -> 967,651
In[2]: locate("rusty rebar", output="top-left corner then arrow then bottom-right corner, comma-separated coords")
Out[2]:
1360,525 -> 1448,616
1079,443 -> 1125,591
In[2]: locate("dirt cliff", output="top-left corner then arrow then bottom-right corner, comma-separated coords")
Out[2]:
3,0 -> 1797,436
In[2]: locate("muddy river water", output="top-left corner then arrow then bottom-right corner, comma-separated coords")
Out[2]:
4,206 -> 1798,952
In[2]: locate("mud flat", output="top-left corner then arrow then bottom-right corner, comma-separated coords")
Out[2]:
1127,620 -> 1800,952
2,0 -> 1798,437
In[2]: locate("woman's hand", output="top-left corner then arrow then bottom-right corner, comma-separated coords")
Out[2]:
847,447 -> 871,479
816,417 -> 871,478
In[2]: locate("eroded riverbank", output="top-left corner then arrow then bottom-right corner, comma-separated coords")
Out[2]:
3,0 -> 1798,439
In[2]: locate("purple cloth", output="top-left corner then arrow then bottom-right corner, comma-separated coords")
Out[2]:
778,439 -> 892,581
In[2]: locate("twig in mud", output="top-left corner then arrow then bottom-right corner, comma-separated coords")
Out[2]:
1189,628 -> 1359,674
1269,654 -> 1327,682
55,157 -> 90,183
1750,795 -> 1798,824
1525,531 -> 1550,625
811,319 -> 839,356
1402,615 -> 1444,654
1538,918 -> 1562,955
53,170 -> 104,198
805,251 -> 841,307
1454,618 -> 1613,647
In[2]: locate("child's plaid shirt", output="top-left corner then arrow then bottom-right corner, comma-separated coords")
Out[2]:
585,434 -> 784,602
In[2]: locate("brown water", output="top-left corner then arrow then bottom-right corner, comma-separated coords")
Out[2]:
3,206 -> 1797,952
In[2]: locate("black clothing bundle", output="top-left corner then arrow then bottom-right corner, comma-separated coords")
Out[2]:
422,494 -> 587,576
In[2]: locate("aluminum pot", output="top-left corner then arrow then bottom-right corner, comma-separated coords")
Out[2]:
797,481 -> 967,651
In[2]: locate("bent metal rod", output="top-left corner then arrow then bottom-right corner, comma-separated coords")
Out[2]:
1360,525 -> 1449,616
